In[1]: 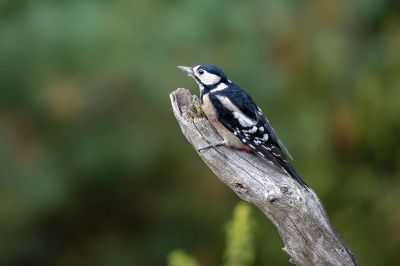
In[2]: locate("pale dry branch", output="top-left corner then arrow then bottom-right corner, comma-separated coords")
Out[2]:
170,88 -> 358,266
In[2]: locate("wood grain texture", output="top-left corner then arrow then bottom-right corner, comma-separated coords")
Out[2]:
170,88 -> 358,266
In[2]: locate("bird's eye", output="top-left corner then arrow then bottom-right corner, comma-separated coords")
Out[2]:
198,69 -> 204,75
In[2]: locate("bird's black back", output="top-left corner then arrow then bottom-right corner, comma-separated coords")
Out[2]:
207,83 -> 308,188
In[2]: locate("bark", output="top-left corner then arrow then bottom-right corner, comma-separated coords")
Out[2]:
170,88 -> 358,266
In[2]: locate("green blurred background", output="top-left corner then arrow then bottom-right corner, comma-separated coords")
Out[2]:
1,0 -> 399,265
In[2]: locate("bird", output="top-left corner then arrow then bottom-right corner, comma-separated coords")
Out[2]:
178,64 -> 308,188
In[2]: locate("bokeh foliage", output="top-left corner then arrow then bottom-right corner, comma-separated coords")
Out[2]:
223,203 -> 254,266
169,202 -> 253,266
168,250 -> 200,266
0,0 -> 399,265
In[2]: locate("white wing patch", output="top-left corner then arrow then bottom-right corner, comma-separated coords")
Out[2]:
234,112 -> 254,127
216,95 -> 256,127
246,126 -> 258,133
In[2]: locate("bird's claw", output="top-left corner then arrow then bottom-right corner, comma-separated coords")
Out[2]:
197,141 -> 226,152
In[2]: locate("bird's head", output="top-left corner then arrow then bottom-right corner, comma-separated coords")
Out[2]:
178,64 -> 228,89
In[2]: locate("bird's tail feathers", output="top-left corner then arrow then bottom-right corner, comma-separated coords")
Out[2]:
279,159 -> 309,188
252,143 -> 309,189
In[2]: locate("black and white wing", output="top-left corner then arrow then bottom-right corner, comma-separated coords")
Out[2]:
210,84 -> 308,187
211,84 -> 292,161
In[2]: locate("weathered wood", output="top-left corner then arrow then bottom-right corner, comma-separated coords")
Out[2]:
170,88 -> 358,266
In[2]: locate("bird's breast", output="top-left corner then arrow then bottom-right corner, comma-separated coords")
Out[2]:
202,93 -> 218,122
201,93 -> 245,149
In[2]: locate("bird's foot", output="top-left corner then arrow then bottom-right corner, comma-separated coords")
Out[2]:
198,141 -> 226,152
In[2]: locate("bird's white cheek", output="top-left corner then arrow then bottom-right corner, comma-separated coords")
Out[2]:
198,72 -> 221,85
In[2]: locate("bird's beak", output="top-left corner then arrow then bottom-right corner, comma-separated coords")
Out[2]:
177,66 -> 194,77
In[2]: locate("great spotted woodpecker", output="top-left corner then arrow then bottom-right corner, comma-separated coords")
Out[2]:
178,64 -> 308,188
